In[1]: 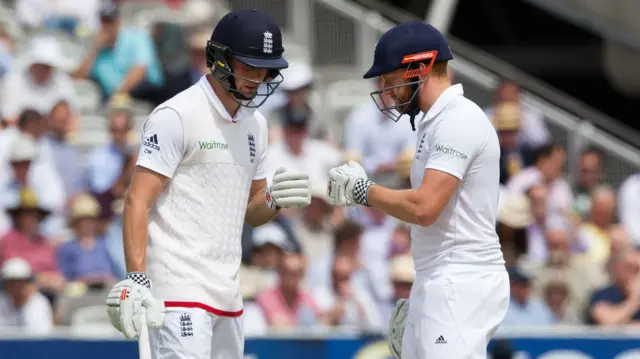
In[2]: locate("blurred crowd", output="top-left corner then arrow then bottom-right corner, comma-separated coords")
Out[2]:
1,0 -> 640,338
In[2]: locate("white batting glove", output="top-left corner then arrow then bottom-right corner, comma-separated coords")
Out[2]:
388,298 -> 409,359
105,272 -> 166,340
265,167 -> 311,209
327,161 -> 374,207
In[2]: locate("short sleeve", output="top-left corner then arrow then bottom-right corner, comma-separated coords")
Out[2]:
425,119 -> 485,180
136,108 -> 184,178
253,115 -> 269,180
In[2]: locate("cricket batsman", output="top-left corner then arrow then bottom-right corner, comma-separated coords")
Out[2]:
104,9 -> 312,359
327,22 -> 510,358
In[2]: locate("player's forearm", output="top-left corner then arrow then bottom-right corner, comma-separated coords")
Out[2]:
367,185 -> 436,227
245,190 -> 280,227
122,195 -> 150,272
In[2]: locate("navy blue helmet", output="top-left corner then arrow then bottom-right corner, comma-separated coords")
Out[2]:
206,9 -> 289,108
364,21 -> 453,130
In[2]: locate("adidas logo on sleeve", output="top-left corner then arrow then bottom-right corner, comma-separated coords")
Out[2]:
143,134 -> 161,151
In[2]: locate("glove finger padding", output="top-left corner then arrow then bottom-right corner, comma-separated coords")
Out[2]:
273,170 -> 309,183
105,286 -> 125,332
271,179 -> 309,191
327,169 -> 351,207
272,188 -> 310,199
119,286 -> 141,339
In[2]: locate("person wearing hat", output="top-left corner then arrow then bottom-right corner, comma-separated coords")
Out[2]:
265,60 -> 326,142
86,93 -> 137,206
0,130 -> 66,239
327,21 -> 509,359
502,266 -> 555,326
493,101 -> 525,184
56,193 -> 117,289
496,194 -> 534,266
72,0 -> 164,103
0,257 -> 54,334
0,35 -> 76,125
380,255 -> 416,332
264,68 -> 343,189
0,187 -> 66,301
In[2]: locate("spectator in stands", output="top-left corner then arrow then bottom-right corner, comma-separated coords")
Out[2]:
524,184 -> 549,264
0,130 -> 66,239
0,188 -> 65,301
484,79 -> 550,157
343,77 -> 415,184
389,222 -> 411,257
306,220 -> 364,291
533,223 -> 608,320
16,0 -> 100,33
492,102 -> 525,184
0,258 -> 53,334
0,23 -> 14,79
0,35 -> 75,126
44,101 -> 86,198
312,255 -> 381,331
100,201 -> 124,280
609,225 -> 632,255
256,252 -> 319,329
588,249 -> 640,325
187,28 -> 209,85
496,194 -> 533,266
72,1 -> 164,103
264,87 -> 342,187
579,185 -> 617,268
266,60 -> 322,142
57,194 -> 117,289
380,255 -> 415,332
502,266 -> 555,326
290,183 -> 336,263
242,222 -> 290,293
573,148 -> 604,219
240,271 -> 268,336
507,143 -> 573,215
618,173 -> 640,246
540,272 -> 582,324
86,94 -> 135,197
352,207 -> 397,306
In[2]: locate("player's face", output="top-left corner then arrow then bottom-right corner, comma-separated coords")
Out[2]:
381,69 -> 413,113
231,59 -> 269,98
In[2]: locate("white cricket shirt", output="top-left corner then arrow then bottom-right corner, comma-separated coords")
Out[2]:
409,84 -> 504,272
136,76 -> 269,316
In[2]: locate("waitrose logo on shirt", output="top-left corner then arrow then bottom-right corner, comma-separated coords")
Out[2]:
199,140 -> 229,150
435,144 -> 468,160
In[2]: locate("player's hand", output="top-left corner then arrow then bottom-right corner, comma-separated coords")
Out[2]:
265,167 -> 311,209
327,161 -> 373,207
105,273 -> 166,340
388,298 -> 409,359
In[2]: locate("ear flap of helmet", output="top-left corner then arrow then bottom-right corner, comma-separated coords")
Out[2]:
207,40 -> 233,81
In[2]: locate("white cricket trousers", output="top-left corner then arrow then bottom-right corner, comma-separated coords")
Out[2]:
401,264 -> 510,359
146,307 -> 244,359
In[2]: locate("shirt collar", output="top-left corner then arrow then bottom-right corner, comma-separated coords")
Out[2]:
198,75 -> 257,123
420,84 -> 464,126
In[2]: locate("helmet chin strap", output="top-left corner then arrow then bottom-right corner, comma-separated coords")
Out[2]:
405,82 -> 421,131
